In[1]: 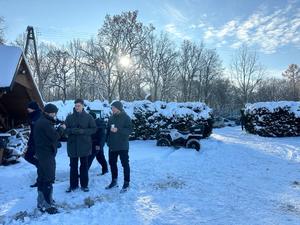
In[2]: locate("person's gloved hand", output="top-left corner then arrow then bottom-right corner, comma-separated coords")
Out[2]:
56,126 -> 65,136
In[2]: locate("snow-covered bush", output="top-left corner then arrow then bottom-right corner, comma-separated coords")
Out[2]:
50,100 -> 213,140
244,101 -> 300,137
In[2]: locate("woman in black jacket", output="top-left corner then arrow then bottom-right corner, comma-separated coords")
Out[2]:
87,111 -> 108,175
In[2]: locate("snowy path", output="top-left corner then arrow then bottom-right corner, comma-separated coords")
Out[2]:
1,127 -> 300,225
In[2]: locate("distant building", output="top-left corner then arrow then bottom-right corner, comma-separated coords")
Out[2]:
0,45 -> 43,131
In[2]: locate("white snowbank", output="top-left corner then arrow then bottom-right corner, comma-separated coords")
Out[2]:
245,101 -> 300,117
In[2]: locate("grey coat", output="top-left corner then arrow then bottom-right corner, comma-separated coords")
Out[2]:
65,109 -> 97,157
107,111 -> 132,151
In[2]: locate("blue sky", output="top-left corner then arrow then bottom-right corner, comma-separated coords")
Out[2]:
0,0 -> 299,77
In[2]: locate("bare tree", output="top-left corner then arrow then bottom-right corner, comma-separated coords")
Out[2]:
159,43 -> 178,101
199,49 -> 223,103
98,10 -> 153,100
80,38 -> 115,101
230,45 -> 265,105
140,33 -> 177,101
48,48 -> 72,102
208,78 -> 237,116
255,78 -> 290,102
282,64 -> 300,100
68,39 -> 84,99
178,40 -> 204,101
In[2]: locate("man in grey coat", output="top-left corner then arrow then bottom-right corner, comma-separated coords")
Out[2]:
106,101 -> 132,192
65,99 -> 96,192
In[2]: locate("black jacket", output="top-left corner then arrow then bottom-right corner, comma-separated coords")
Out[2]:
92,118 -> 106,148
107,111 -> 132,151
27,109 -> 41,153
65,109 -> 97,157
34,113 -> 62,159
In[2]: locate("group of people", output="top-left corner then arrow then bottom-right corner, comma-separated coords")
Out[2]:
25,99 -> 132,214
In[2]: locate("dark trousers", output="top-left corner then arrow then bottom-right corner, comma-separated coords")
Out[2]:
109,150 -> 130,183
69,156 -> 89,188
25,148 -> 38,167
25,148 -> 38,184
37,156 -> 55,204
87,146 -> 108,172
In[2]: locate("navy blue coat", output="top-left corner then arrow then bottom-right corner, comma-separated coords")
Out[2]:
27,109 -> 41,154
92,118 -> 106,149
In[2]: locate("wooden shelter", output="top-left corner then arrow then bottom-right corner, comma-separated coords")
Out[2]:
0,45 -> 43,131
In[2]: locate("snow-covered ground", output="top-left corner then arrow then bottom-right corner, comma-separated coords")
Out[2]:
1,127 -> 300,225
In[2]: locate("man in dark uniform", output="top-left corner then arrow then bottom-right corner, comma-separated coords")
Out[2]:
87,111 -> 108,175
106,101 -> 132,192
34,103 -> 64,214
65,99 -> 96,192
25,101 -> 41,187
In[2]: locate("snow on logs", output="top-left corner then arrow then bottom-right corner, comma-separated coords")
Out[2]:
51,100 -> 213,140
244,101 -> 300,137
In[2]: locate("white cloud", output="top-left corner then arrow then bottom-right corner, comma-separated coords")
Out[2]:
189,21 -> 206,29
165,24 -> 191,40
200,2 -> 300,54
204,29 -> 214,40
230,41 -> 243,49
163,3 -> 188,23
217,20 -> 238,38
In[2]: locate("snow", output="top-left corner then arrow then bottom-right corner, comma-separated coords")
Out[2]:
245,101 -> 300,117
0,45 -> 22,88
1,127 -> 300,224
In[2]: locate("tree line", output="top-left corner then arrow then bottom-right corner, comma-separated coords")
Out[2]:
1,12 -> 299,117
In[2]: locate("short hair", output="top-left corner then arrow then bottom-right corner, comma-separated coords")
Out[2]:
74,98 -> 84,105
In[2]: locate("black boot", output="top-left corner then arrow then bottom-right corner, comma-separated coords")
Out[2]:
81,187 -> 89,192
66,186 -> 78,193
101,169 -> 108,175
120,181 -> 130,193
45,206 -> 59,214
105,179 -> 118,189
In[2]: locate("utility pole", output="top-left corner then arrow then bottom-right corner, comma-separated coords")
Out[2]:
24,26 -> 41,79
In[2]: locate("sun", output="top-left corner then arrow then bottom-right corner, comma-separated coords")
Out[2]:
119,55 -> 131,68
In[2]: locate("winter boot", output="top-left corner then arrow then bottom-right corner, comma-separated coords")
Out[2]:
37,191 -> 51,212
66,186 -> 78,193
105,179 -> 118,189
120,181 -> 130,193
45,206 -> 59,214
81,187 -> 89,192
